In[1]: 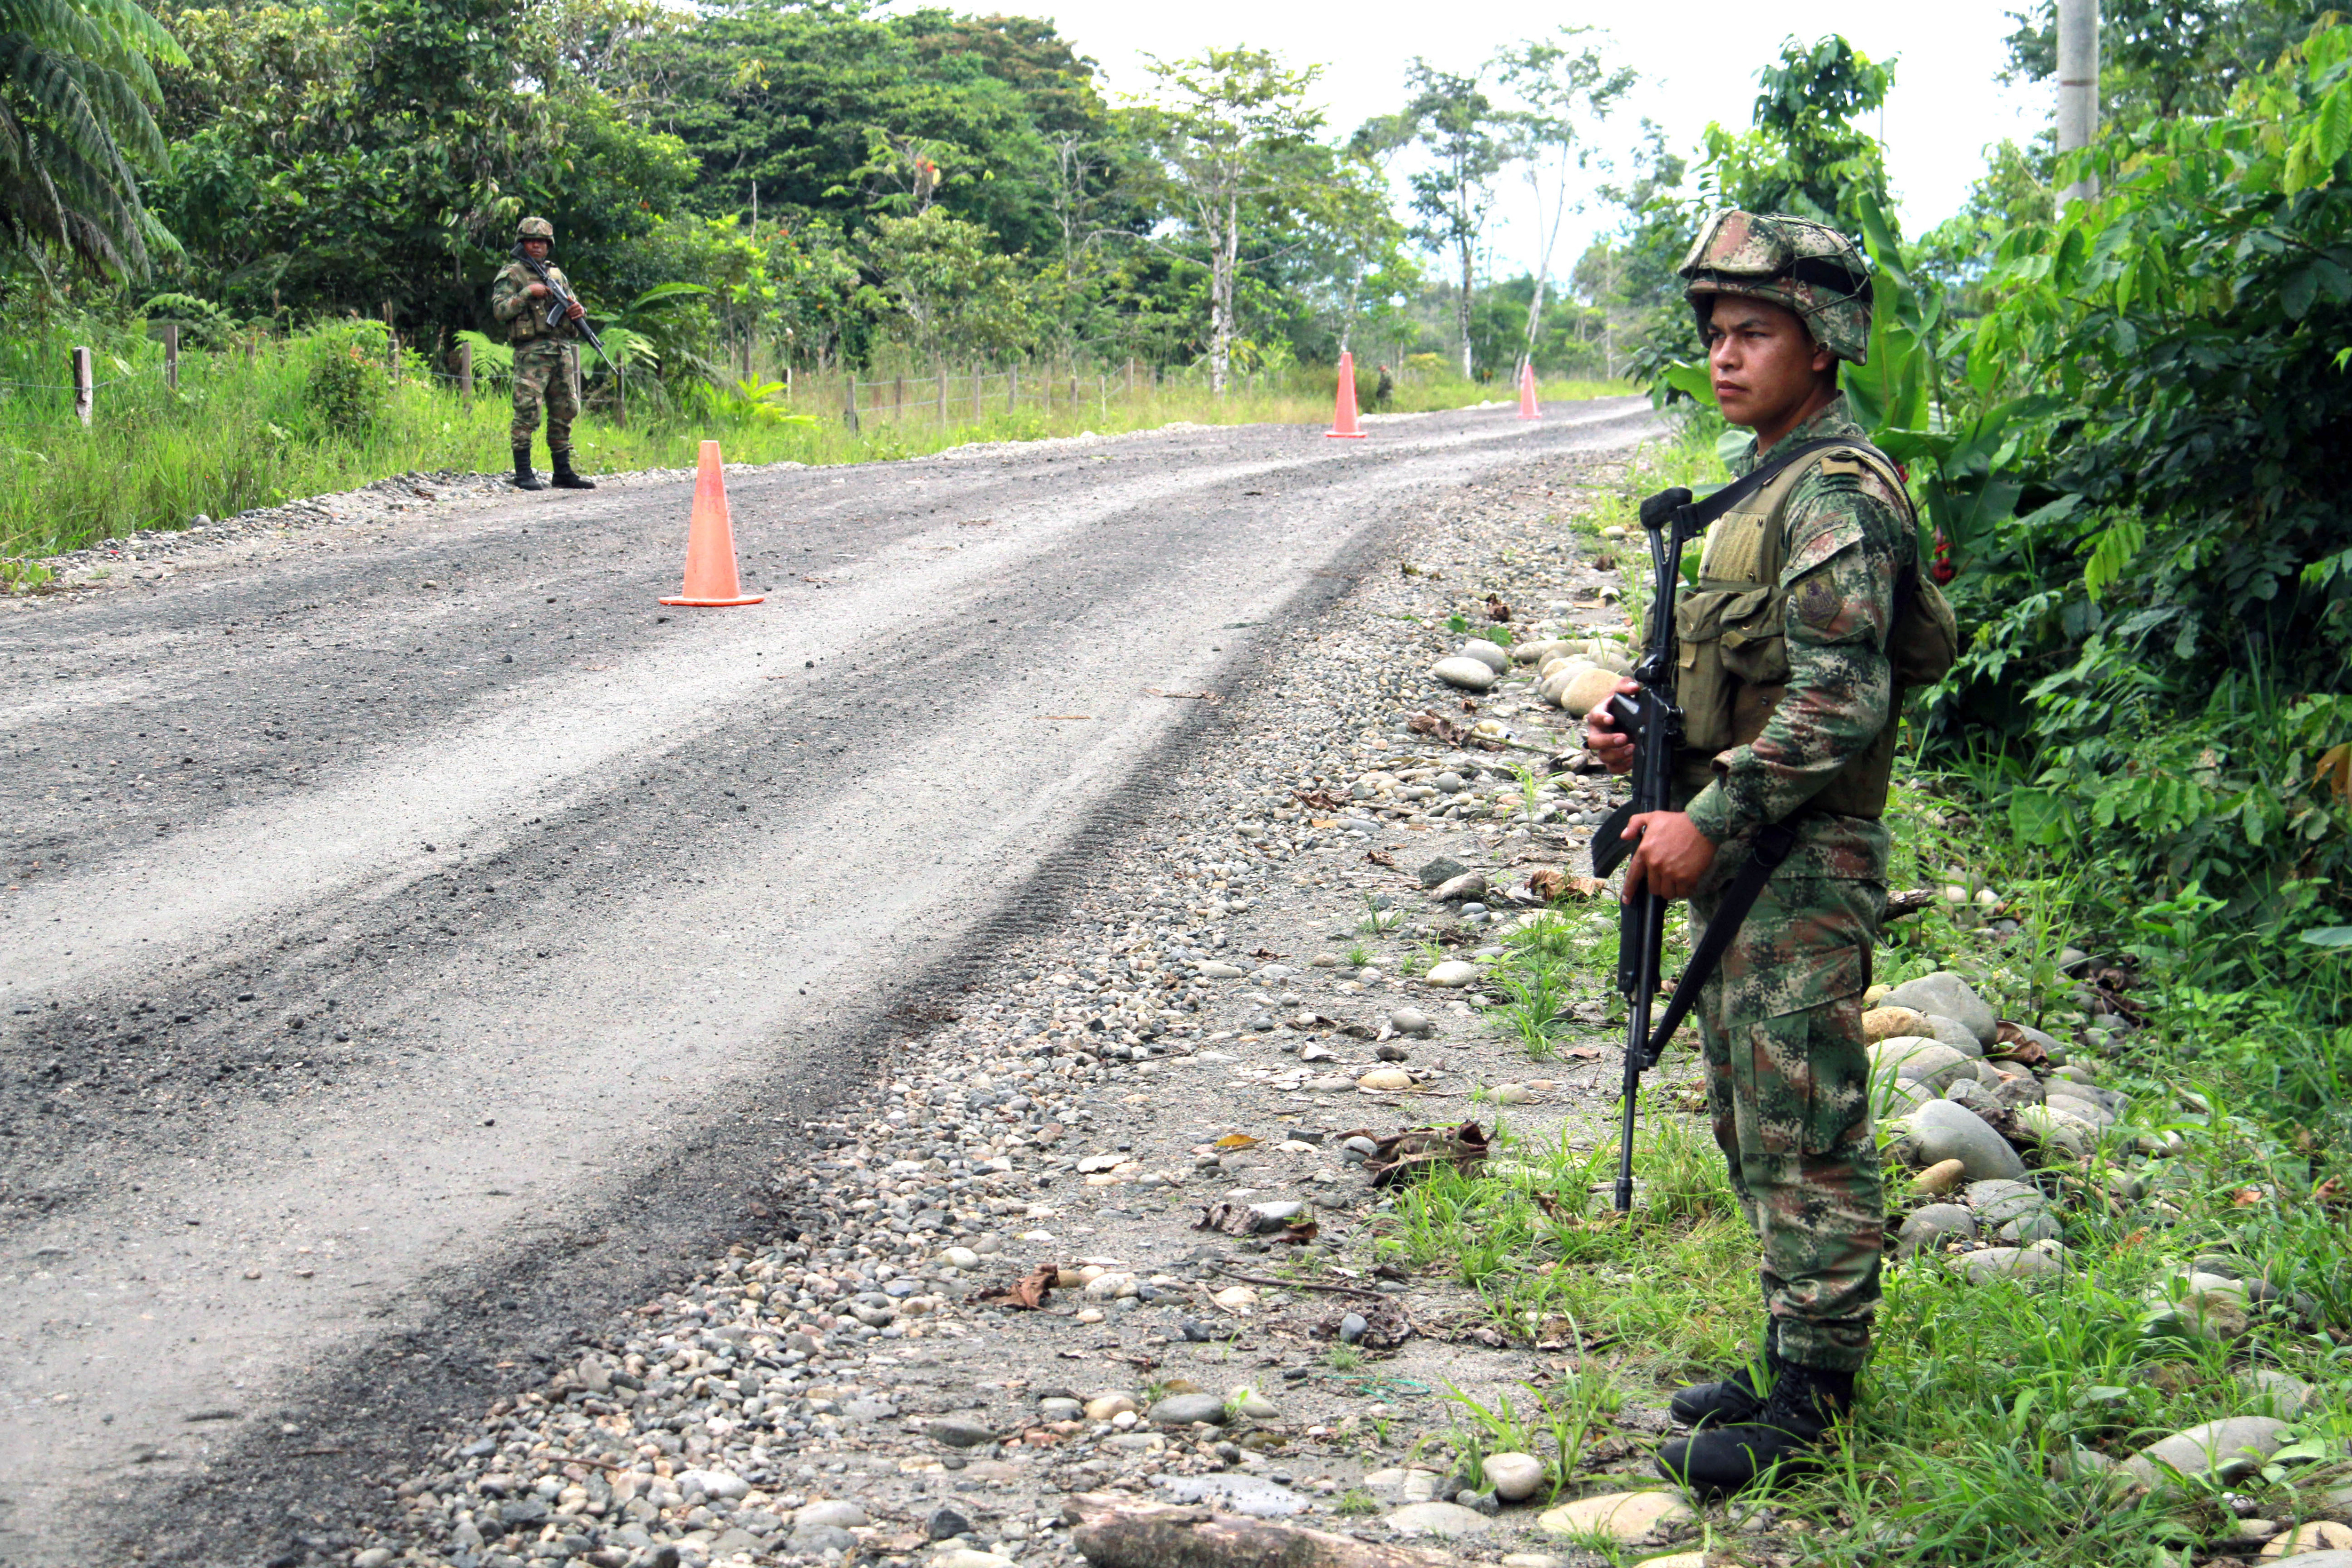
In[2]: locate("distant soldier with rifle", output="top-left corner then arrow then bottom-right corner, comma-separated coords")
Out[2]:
491,216 -> 596,492
1583,211 -> 1955,1494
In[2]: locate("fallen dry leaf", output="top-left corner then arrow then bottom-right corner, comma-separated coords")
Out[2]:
973,1261 -> 1058,1311
1215,1133 -> 1260,1150
1484,594 -> 1512,622
1564,1047 -> 1603,1061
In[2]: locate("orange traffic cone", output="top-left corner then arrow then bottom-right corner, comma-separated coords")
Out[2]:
1327,350 -> 1367,439
660,441 -> 764,608
1517,359 -> 1542,421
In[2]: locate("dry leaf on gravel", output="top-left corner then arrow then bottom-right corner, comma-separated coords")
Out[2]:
1313,1298 -> 1414,1350
973,1261 -> 1057,1310
1215,1133 -> 1260,1150
1484,594 -> 1512,622
1991,1021 -> 2050,1068
1528,868 -> 1607,901
1293,787 -> 1349,812
1334,1122 -> 1490,1188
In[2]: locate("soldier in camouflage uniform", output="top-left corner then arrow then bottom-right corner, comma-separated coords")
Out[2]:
491,216 -> 595,491
1584,211 -> 1921,1493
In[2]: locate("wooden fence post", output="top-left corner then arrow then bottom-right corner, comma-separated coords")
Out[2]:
456,339 -> 473,401
972,364 -> 983,421
614,365 -> 628,429
936,358 -> 947,425
1008,364 -> 1018,414
893,373 -> 905,421
72,346 -> 93,427
162,323 -> 180,392
843,371 -> 860,433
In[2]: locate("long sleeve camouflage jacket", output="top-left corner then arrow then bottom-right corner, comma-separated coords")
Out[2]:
1680,394 -> 1909,885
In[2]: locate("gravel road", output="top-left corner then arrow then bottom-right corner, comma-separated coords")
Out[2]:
0,399 -> 1656,1566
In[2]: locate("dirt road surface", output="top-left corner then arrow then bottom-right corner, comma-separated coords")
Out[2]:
0,399 -> 1656,1565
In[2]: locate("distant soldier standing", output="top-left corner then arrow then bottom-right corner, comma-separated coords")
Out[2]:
491,216 -> 596,491
1584,211 -> 1953,1493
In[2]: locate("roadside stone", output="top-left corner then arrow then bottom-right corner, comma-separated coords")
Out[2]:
1896,1203 -> 1978,1256
1459,640 -> 1510,673
1482,1452 -> 1547,1501
1870,1036 -> 1971,1090
1358,1067 -> 1414,1090
1900,1100 -> 2026,1181
2120,1417 -> 2293,1491
927,1418 -> 999,1448
794,1500 -> 868,1530
1149,1393 -> 1228,1427
926,1506 -> 974,1540
1417,856 -> 1470,889
1386,1501 -> 1494,1538
1339,1313 -> 1369,1344
930,1551 -> 1018,1568
2247,1369 -> 2315,1417
1432,870 -> 1488,903
1388,1008 -> 1436,1038
1424,960 -> 1480,987
1863,1006 -> 1931,1043
1433,657 -> 1499,692
1155,1473 -> 1308,1518
1879,973 -> 1997,1046
1084,1392 -> 1139,1420
1536,1490 -> 1692,1541
1954,1246 -> 2062,1283
1559,665 -> 1621,718
2261,1522 -> 2352,1558
1913,1158 -> 1967,1195
1922,1014 -> 1986,1056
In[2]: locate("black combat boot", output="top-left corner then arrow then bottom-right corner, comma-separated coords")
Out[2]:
512,446 -> 545,491
549,450 -> 596,490
1655,1353 -> 1853,1495
1669,1362 -> 1764,1429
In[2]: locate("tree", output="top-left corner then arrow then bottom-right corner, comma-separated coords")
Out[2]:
2002,0 -> 2330,121
1128,46 -> 1327,394
1402,61 -> 1505,378
1,0 -> 183,282
857,206 -> 1038,360
1494,28 -> 1633,372
151,0 -> 694,332
1695,34 -> 1893,235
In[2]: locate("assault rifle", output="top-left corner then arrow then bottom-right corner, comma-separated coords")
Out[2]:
1589,438 -> 1845,1214
513,245 -> 613,363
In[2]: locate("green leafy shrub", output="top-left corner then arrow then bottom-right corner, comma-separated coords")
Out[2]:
302,323 -> 393,434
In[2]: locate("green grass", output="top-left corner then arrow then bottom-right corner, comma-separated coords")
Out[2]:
0,320 -> 1634,558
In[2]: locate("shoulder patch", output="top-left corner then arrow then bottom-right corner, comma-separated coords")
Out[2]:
1792,573 -> 1843,631
1817,456 -> 1864,477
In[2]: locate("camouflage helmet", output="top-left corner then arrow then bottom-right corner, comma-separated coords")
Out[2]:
1678,210 -> 1873,366
516,215 -> 555,242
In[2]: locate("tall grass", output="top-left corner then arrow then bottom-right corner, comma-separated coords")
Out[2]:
0,319 -> 1630,558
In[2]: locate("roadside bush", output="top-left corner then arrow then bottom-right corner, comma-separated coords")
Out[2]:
301,323 -> 393,435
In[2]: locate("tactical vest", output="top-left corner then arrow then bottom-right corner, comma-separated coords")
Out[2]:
502,263 -> 571,344
1672,442 -> 1957,820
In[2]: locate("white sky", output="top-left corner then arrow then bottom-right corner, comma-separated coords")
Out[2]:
938,0 -> 2050,278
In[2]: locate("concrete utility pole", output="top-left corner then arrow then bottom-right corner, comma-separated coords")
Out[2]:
2057,0 -> 2100,209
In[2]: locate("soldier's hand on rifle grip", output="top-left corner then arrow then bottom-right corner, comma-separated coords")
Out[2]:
526,282 -> 550,299
564,301 -> 587,322
1621,811 -> 1718,903
1638,487 -> 1694,531
1581,677 -> 1643,776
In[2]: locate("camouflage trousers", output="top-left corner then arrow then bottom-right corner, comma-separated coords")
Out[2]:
1692,873 -> 1885,1372
510,337 -> 580,453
